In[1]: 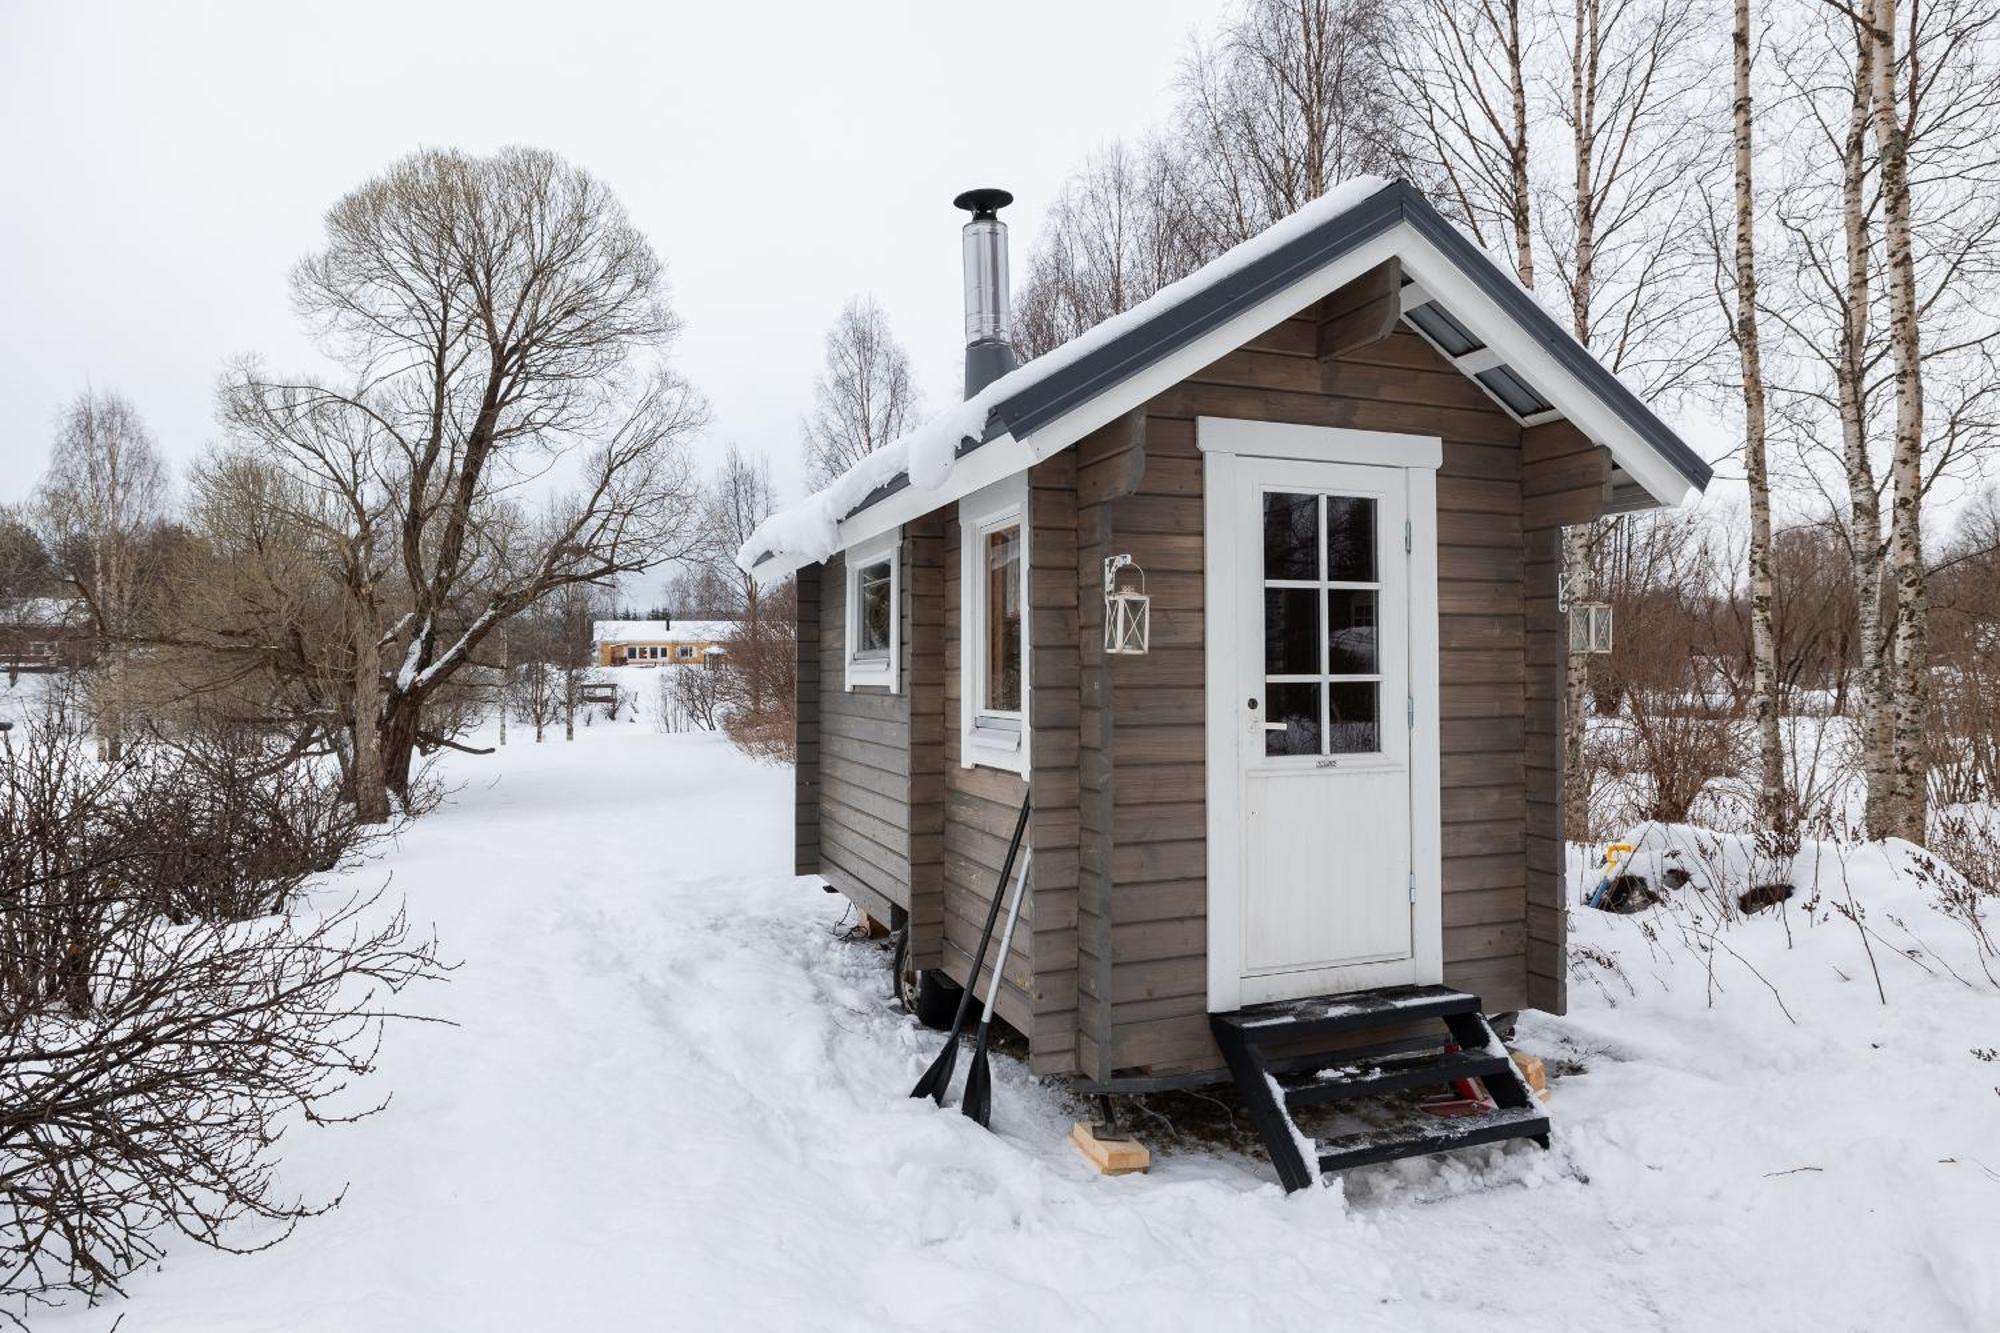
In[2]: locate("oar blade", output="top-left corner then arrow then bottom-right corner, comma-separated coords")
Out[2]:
909,1038 -> 959,1104
959,1046 -> 993,1127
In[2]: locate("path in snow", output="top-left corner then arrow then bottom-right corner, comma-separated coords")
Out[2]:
44,722 -> 2000,1332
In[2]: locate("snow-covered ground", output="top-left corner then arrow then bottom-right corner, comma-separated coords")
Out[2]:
37,715 -> 2000,1332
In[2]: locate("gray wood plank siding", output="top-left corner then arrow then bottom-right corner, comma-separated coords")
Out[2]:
1065,317 -> 1550,1076
1522,421 -> 1610,1014
811,309 -> 1591,1081
939,510 -> 1038,1056
795,562 -> 822,878
812,547 -> 916,928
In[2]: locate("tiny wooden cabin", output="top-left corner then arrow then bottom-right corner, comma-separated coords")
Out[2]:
741,179 -> 1710,1185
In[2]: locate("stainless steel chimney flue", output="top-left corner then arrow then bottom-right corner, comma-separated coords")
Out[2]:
954,187 -> 1017,398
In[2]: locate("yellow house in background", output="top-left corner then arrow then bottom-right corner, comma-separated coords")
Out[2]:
592,619 -> 737,668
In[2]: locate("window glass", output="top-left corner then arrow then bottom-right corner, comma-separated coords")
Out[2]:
1261,488 -> 1384,758
1263,588 -> 1319,674
855,558 -> 892,658
1326,590 -> 1378,673
1265,682 -> 1322,756
1324,497 -> 1377,581
984,524 -> 1022,713
1263,492 -> 1318,580
1327,682 -> 1380,754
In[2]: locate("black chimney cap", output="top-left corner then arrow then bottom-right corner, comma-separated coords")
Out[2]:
953,187 -> 1013,219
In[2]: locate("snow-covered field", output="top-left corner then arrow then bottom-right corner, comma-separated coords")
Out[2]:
35,713 -> 2000,1333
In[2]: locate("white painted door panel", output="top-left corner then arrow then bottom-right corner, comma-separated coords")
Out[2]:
1225,456 -> 1417,1003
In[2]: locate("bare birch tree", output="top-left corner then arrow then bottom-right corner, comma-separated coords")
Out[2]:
1392,0 -> 1538,285
1014,140 -> 1205,359
1176,0 -> 1413,252
1731,0 -> 1788,831
800,298 -> 921,489
33,391 -> 170,760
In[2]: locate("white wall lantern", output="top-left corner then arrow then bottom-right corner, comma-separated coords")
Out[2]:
1569,602 -> 1614,655
1104,554 -> 1151,656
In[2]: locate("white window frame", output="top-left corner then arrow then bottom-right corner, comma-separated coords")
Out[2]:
844,527 -> 901,692
959,474 -> 1030,774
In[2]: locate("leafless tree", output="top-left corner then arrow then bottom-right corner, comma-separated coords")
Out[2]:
1176,0 -> 1413,252
226,147 -> 708,811
800,298 -> 922,489
1014,140 -> 1205,359
1392,0 -> 1539,285
1762,0 -> 2000,839
33,390 -> 170,759
1726,0 -> 1788,830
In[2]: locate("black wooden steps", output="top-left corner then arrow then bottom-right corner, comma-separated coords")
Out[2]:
1317,1105 -> 1549,1173
1210,985 -> 1549,1192
1281,1049 -> 1515,1107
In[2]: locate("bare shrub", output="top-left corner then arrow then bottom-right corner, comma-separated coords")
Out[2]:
108,724 -> 369,923
0,711 -> 447,1316
662,664 -> 721,734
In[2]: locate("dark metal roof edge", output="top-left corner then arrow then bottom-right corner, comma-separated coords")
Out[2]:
1391,182 -> 1713,492
803,178 -> 1709,554
988,183 -> 1406,444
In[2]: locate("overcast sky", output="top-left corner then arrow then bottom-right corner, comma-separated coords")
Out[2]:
0,0 -> 1227,541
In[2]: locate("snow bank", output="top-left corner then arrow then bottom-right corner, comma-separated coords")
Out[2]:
53,728 -> 2000,1332
738,176 -> 1393,577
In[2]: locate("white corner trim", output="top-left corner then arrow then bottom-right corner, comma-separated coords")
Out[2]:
842,527 -> 900,693
1394,233 -> 1691,507
1195,418 -> 1444,470
959,473 -> 1030,775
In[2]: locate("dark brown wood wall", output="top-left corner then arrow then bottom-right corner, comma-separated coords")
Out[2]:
812,548 -> 914,928
1522,421 -> 1610,1013
1066,317 -> 1544,1077
795,562 -> 821,877
939,510 -> 1038,1052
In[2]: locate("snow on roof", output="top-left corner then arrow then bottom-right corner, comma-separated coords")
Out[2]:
738,175 -> 1712,582
592,619 -> 738,645
738,177 -> 1394,577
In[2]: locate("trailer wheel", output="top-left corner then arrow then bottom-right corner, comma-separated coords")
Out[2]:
893,922 -> 961,1029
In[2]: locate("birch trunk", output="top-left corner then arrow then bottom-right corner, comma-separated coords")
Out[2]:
1733,0 -> 1786,832
1831,23 -> 1895,840
1866,0 -> 1930,842
1559,0 -> 1602,843
1506,0 -> 1535,289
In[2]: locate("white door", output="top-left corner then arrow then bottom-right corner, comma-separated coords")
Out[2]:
1202,424 -> 1442,1010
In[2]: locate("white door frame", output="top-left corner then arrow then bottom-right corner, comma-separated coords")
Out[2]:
1199,418 -> 1444,1013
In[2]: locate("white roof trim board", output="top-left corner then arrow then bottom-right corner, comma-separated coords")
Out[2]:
739,178 -> 1711,584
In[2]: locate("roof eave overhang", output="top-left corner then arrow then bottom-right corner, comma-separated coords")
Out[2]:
746,180 -> 1709,583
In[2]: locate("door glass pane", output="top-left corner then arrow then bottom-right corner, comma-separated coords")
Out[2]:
985,525 -> 1022,712
1263,588 -> 1319,674
1327,682 -> 1379,753
1265,682 -> 1322,756
1325,496 -> 1377,582
1325,589 -> 1378,674
855,559 -> 892,657
1262,492 -> 1318,580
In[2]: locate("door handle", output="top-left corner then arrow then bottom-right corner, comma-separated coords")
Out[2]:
1261,722 -> 1289,731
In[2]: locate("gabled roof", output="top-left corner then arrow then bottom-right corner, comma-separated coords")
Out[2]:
592,619 -> 738,645
740,177 -> 1712,582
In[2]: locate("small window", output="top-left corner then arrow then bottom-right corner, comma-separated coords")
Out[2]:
677,645 -> 694,660
961,475 -> 1029,773
844,529 -> 900,691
